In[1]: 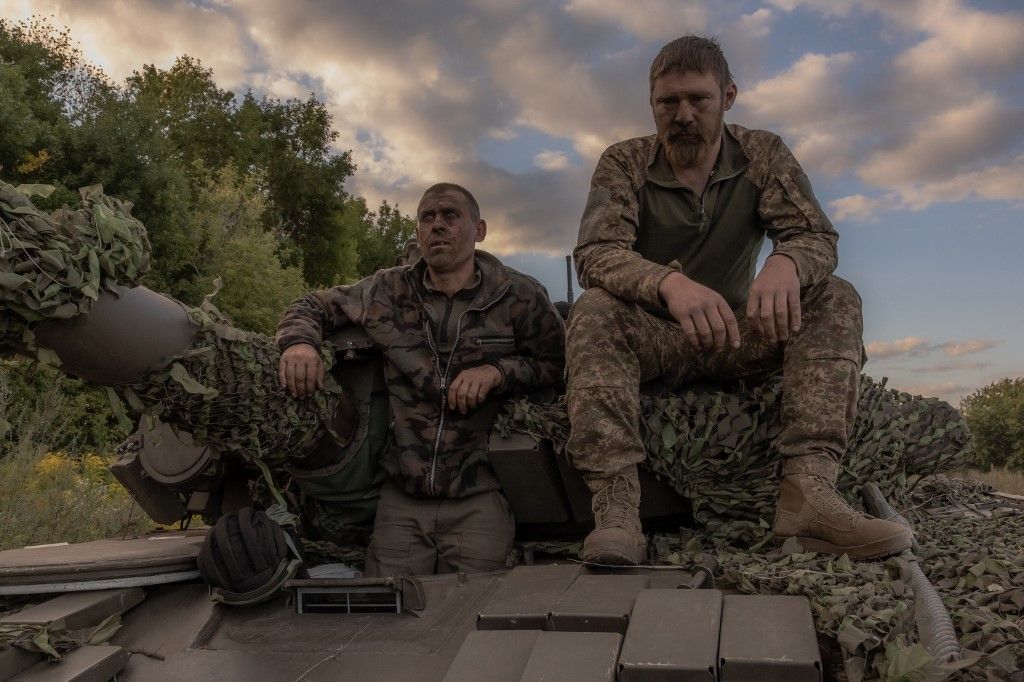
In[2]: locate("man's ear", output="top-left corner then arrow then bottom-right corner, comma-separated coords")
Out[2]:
723,82 -> 738,111
475,219 -> 487,243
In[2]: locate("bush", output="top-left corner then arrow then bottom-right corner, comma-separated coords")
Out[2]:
0,370 -> 151,551
0,359 -> 124,454
960,377 -> 1024,471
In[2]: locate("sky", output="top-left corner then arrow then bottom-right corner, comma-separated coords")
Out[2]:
2,0 -> 1022,405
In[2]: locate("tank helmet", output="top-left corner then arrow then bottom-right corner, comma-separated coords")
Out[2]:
198,506 -> 304,606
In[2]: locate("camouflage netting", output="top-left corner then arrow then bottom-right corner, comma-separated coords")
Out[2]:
495,375 -> 970,546
0,181 -> 151,354
0,181 -> 339,465
113,303 -> 339,467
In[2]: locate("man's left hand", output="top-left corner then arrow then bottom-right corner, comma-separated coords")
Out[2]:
447,365 -> 503,414
747,254 -> 801,344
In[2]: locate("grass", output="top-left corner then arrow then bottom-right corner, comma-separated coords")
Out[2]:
0,373 -> 152,552
956,467 -> 1024,495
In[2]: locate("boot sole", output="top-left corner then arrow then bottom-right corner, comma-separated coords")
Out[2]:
580,551 -> 642,566
773,531 -> 912,560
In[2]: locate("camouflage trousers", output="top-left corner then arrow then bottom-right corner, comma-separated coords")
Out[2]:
565,275 -> 864,484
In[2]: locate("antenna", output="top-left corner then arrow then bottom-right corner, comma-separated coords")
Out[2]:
565,255 -> 575,306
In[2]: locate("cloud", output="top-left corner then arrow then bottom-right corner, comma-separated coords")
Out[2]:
909,361 -> 990,373
5,0 -> 1023,254
858,96 -> 1024,187
893,380 -> 975,402
3,0 -> 252,86
747,0 -> 1024,216
738,8 -> 775,38
563,0 -> 708,41
865,336 -> 931,359
866,336 -> 998,365
942,339 -> 998,357
829,193 -> 896,221
533,150 -> 571,171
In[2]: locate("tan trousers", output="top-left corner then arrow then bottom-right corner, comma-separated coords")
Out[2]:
363,482 -> 515,576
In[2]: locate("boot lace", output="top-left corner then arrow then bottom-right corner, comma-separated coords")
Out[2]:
592,475 -> 637,528
810,477 -> 861,523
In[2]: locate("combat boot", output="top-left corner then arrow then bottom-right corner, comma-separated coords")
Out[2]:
773,473 -> 912,560
581,469 -> 646,565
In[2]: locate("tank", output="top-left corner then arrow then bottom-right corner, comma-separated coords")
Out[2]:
3,183 -> 1022,681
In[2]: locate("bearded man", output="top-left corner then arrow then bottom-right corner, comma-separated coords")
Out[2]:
567,36 -> 912,565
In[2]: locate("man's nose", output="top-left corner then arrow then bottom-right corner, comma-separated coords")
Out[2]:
674,103 -> 695,124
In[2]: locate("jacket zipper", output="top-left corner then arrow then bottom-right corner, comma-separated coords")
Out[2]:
423,281 -> 512,496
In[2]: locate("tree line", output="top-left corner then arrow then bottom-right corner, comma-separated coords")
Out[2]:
1,18 -> 415,453
1,18 -> 415,333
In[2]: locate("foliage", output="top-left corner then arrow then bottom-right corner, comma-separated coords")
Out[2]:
0,371 -> 150,552
0,360 -> 121,454
179,167 -> 307,334
349,197 -> 418,278
960,378 -> 1024,471
0,17 -> 413,305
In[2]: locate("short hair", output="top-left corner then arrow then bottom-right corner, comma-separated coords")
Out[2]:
649,35 -> 734,93
418,183 -> 481,222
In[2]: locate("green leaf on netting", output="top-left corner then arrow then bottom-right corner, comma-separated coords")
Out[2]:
86,614 -> 122,645
35,346 -> 61,367
0,272 -> 29,289
168,362 -> 219,398
779,536 -> 805,554
15,183 -> 55,198
30,628 -> 61,659
884,643 -> 932,680
986,645 -> 1019,672
104,387 -> 134,434
838,622 -> 871,653
662,422 -> 676,450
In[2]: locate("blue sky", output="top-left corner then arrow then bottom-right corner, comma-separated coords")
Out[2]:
3,0 -> 1021,404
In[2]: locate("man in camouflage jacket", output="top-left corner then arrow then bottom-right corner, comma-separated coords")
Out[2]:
568,36 -> 912,564
277,183 -> 565,575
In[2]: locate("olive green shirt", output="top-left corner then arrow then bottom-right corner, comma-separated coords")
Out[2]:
638,127 -> 766,311
575,123 -> 839,313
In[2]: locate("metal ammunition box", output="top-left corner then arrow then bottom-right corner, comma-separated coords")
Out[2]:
618,589 -> 722,681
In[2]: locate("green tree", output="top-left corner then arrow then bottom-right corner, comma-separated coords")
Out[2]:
182,167 -> 307,333
960,378 -> 1024,470
354,199 -> 418,277
124,58 -> 359,286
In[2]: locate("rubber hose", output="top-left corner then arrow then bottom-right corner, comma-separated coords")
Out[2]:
861,483 -> 961,663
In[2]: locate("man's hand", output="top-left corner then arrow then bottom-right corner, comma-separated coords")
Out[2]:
447,364 -> 503,414
278,343 -> 325,398
659,272 -> 740,351
747,254 -> 801,344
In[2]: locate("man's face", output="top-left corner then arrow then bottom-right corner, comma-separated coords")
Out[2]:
416,190 -> 486,274
651,70 -> 736,170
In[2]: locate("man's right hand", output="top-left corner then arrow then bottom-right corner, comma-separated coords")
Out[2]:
658,272 -> 740,351
278,343 -> 325,398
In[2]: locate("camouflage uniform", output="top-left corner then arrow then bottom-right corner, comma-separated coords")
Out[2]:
278,250 -> 565,574
277,250 -> 565,499
568,124 -> 863,484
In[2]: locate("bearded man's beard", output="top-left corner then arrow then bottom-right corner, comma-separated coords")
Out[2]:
665,127 -> 709,169
662,105 -> 725,170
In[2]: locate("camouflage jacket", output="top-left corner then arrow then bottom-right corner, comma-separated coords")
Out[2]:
574,123 -> 839,308
277,251 -> 565,499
